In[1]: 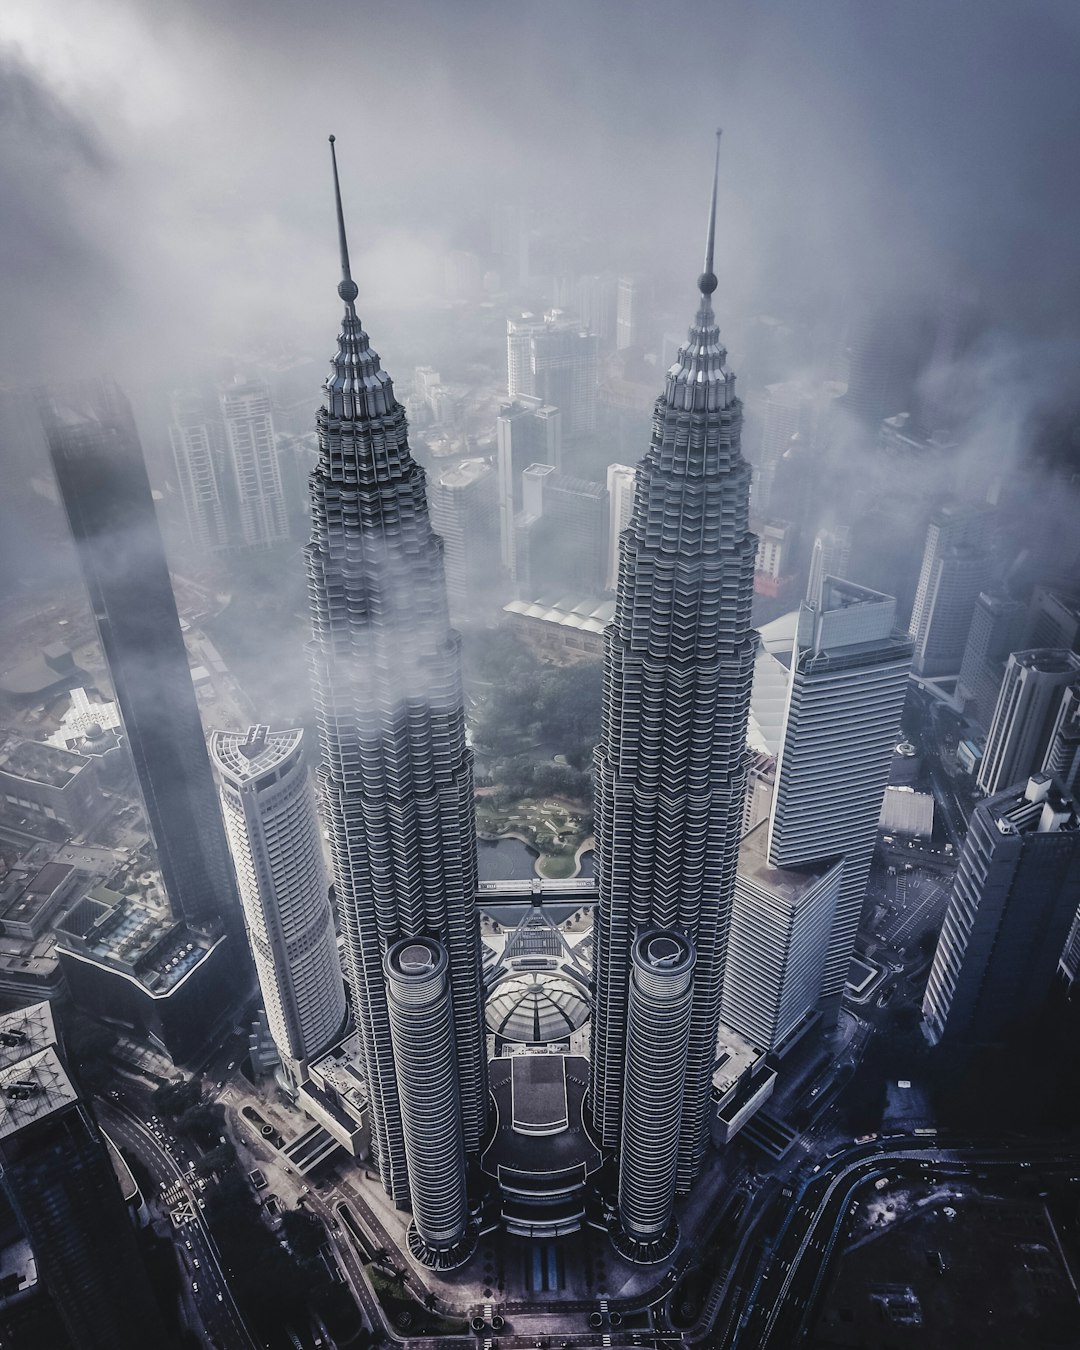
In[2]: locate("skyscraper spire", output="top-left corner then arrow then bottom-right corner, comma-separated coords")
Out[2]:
306,139 -> 486,1269
699,128 -> 722,298
328,134 -> 358,311
591,133 -> 756,1260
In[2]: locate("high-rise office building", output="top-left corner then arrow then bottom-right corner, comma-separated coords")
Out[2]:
1044,686 -> 1080,795
616,274 -> 652,351
506,311 -> 598,441
41,381 -> 240,938
218,377 -> 290,550
977,650 -> 1080,797
0,1003 -> 169,1350
1025,586 -> 1080,654
923,774 -> 1080,1048
957,592 -> 1027,729
806,525 -> 851,608
305,141 -> 485,1266
605,463 -> 636,591
768,577 -> 912,1008
210,726 -> 348,1087
908,503 -> 994,677
513,467 -> 608,598
495,396 -> 561,571
592,138 -> 757,1257
427,458 -> 501,625
168,388 -> 230,554
721,821 -> 843,1054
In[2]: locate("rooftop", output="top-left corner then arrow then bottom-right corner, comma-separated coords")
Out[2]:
437,457 -> 490,489
482,1053 -> 602,1180
0,739 -> 89,789
0,1003 -> 58,1071
308,1031 -> 367,1117
503,594 -> 615,636
209,725 -> 303,783
713,1022 -> 765,1097
737,820 -> 840,906
0,862 -> 75,926
0,1047 -> 78,1140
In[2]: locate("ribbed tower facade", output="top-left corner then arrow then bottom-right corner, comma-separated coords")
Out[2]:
210,726 -> 348,1085
591,137 -> 757,1214
305,141 -> 486,1228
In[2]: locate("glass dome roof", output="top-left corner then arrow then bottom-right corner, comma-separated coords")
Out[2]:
485,972 -> 590,1043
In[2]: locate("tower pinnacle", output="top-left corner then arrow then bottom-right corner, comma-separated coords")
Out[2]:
697,128 -> 722,297
328,134 -> 359,309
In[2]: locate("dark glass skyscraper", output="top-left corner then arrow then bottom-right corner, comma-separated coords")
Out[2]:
41,380 -> 240,938
591,136 -> 757,1255
0,1004 -> 169,1350
305,140 -> 485,1267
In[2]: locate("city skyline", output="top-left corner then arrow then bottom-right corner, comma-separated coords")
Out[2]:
3,5 -> 1080,1345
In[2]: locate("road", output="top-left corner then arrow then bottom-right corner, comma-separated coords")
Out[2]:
708,1138 -> 1080,1349
96,1095 -> 260,1350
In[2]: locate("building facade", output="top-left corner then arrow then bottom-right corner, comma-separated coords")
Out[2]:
210,726 -> 348,1085
41,381 -> 241,941
218,377 -> 290,550
957,591 -> 1027,729
908,503 -> 994,677
591,139 -> 757,1252
977,650 -> 1080,797
495,396 -> 562,572
506,312 -> 598,442
923,774 -> 1080,1048
768,577 -> 912,1008
427,458 -> 501,625
305,141 -> 486,1264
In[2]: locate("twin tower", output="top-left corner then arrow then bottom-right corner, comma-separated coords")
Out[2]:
308,135 -> 754,1266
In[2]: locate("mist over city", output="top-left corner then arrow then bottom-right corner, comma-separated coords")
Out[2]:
1,3 -> 1080,1348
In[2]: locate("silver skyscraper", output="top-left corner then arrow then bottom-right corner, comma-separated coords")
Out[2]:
305,140 -> 486,1264
591,135 -> 757,1251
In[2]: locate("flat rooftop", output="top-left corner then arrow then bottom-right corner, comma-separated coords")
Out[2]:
309,1031 -> 368,1117
0,863 -> 74,926
737,820 -> 840,905
437,457 -> 490,489
0,740 -> 88,788
713,1022 -> 765,1098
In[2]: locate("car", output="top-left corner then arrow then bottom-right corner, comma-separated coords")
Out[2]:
185,1241 -> 192,1251
217,1293 -> 224,1302
192,1282 -> 199,1293
193,1259 -> 200,1269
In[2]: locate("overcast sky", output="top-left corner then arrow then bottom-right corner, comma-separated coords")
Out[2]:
3,0 -> 1080,390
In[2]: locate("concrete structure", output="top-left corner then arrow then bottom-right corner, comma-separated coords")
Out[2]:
957,592 -> 1026,729
768,577 -> 912,1009
605,463 -> 636,592
305,143 -> 486,1220
977,650 -> 1080,797
923,774 -> 1080,1048
721,821 -> 843,1054
909,503 -> 994,677
218,377 -> 290,550
0,1004 -> 169,1350
502,595 -> 614,661
210,726 -> 348,1086
592,140 -> 757,1239
0,739 -> 99,837
495,396 -> 561,571
427,458 -> 501,625
41,380 -> 242,941
506,311 -> 597,442
0,862 -> 80,942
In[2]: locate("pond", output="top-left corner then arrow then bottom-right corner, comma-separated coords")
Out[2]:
476,836 -> 539,881
578,849 -> 594,878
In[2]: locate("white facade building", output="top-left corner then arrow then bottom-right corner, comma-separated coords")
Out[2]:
219,378 -> 289,550
722,821 -> 842,1054
210,726 -> 347,1084
768,577 -> 912,1009
605,463 -> 636,592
